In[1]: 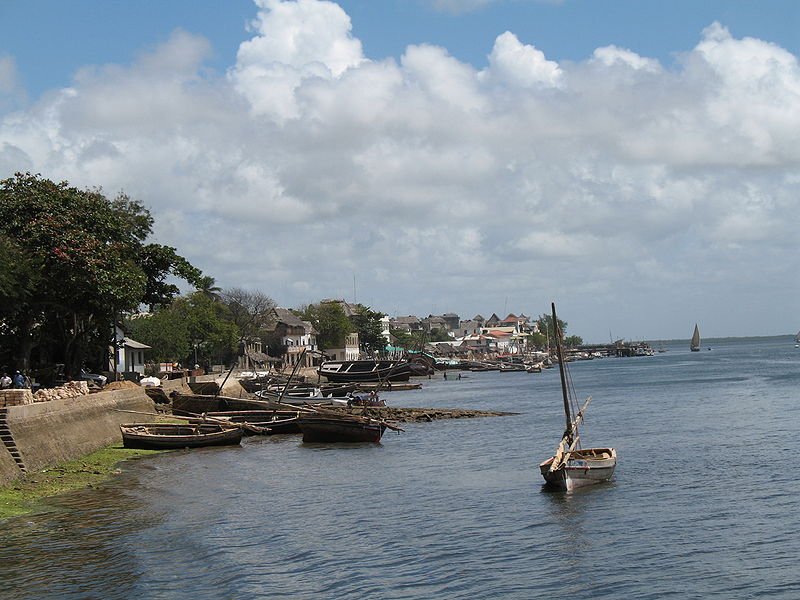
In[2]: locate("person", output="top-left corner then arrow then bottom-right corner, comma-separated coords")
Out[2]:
443,371 -> 447,380
12,371 -> 26,389
0,373 -> 11,389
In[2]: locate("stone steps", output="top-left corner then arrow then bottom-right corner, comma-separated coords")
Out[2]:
0,408 -> 26,473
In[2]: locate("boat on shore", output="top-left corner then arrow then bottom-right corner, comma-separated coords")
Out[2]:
120,423 -> 243,450
199,410 -> 301,435
171,393 -> 275,415
298,415 -> 387,443
318,359 -> 412,383
539,302 -> 617,491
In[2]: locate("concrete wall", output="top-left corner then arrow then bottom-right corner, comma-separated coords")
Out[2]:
0,387 -> 157,485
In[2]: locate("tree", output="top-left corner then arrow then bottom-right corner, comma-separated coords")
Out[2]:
220,288 -> 276,343
0,172 -> 202,376
125,292 -> 239,367
564,335 -> 584,348
428,327 -> 451,343
349,304 -> 386,354
194,275 -> 222,302
536,313 -> 568,347
298,302 -> 351,351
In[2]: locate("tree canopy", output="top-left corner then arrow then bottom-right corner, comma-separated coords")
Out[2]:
298,301 -> 351,352
349,304 -> 386,355
0,172 -> 202,376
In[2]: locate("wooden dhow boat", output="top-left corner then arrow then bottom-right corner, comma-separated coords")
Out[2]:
539,303 -> 616,491
120,422 -> 243,450
297,410 -> 403,443
318,359 -> 413,383
201,410 -> 301,435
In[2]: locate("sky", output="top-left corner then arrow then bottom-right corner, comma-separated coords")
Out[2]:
1,0 -> 799,343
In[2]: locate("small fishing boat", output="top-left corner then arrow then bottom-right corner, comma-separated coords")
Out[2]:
254,387 -> 334,404
318,359 -> 413,383
297,415 -> 388,443
171,393 -> 275,415
120,423 -> 243,450
539,303 -> 617,491
690,324 -> 701,352
203,410 -> 301,435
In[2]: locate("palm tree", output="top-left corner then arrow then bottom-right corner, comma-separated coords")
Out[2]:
195,276 -> 222,302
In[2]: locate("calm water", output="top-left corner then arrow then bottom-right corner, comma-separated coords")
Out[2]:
2,337 -> 799,599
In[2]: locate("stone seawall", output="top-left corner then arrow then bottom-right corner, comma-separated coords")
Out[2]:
0,386 -> 157,486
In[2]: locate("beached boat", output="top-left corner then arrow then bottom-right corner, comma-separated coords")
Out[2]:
171,393 -> 274,415
202,410 -> 301,435
120,423 -> 243,450
297,414 -> 388,443
318,359 -> 412,383
254,387 -> 334,405
539,303 -> 617,491
690,324 -> 701,352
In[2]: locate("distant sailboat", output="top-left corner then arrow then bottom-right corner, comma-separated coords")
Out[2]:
690,324 -> 701,352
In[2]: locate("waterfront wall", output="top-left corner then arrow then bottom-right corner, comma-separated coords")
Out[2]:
0,386 -> 157,485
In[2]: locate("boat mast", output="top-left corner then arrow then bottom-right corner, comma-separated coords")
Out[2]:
552,302 -> 573,441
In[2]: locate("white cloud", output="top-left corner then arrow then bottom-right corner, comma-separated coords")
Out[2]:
482,32 -> 563,88
1,1 -> 799,339
230,0 -> 364,120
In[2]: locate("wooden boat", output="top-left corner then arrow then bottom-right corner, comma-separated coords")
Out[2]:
203,410 -> 301,435
539,303 -> 617,491
297,415 -> 388,443
238,373 -> 307,393
318,359 -> 412,383
254,387 -> 335,404
120,422 -> 243,450
171,393 -> 275,415
690,324 -> 701,352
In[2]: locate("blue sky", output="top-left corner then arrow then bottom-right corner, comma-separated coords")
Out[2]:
1,0 -> 799,341
5,1 -> 799,96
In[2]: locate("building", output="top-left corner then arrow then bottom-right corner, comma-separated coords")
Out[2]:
269,307 -> 318,368
110,324 -> 150,378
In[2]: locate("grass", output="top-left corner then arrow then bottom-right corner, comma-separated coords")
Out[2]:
0,444 -> 164,521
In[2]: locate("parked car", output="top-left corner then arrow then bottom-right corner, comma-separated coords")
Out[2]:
80,368 -> 107,387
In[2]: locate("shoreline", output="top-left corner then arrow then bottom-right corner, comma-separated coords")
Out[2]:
0,444 -> 162,521
0,403 -> 512,521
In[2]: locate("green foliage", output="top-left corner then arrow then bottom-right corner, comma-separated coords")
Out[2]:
0,172 -> 201,373
564,335 -> 584,348
389,328 -> 430,351
536,314 -> 568,340
350,304 -> 386,354
527,332 -> 547,349
125,293 -> 239,365
428,327 -> 451,342
389,329 -> 412,351
299,301 -> 351,351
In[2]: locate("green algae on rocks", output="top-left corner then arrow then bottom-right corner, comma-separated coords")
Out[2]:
0,444 -> 162,521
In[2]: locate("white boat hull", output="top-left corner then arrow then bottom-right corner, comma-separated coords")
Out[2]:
539,448 -> 617,491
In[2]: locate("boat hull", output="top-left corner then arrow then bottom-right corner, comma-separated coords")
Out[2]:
120,423 -> 243,450
318,360 -> 412,383
539,448 -> 617,491
298,417 -> 386,443
203,411 -> 301,435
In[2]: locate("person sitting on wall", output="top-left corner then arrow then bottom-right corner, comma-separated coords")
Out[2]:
0,372 -> 11,389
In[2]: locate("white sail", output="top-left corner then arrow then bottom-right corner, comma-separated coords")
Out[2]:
690,324 -> 701,351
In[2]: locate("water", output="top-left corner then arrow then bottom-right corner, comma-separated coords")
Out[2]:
2,337 -> 799,599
